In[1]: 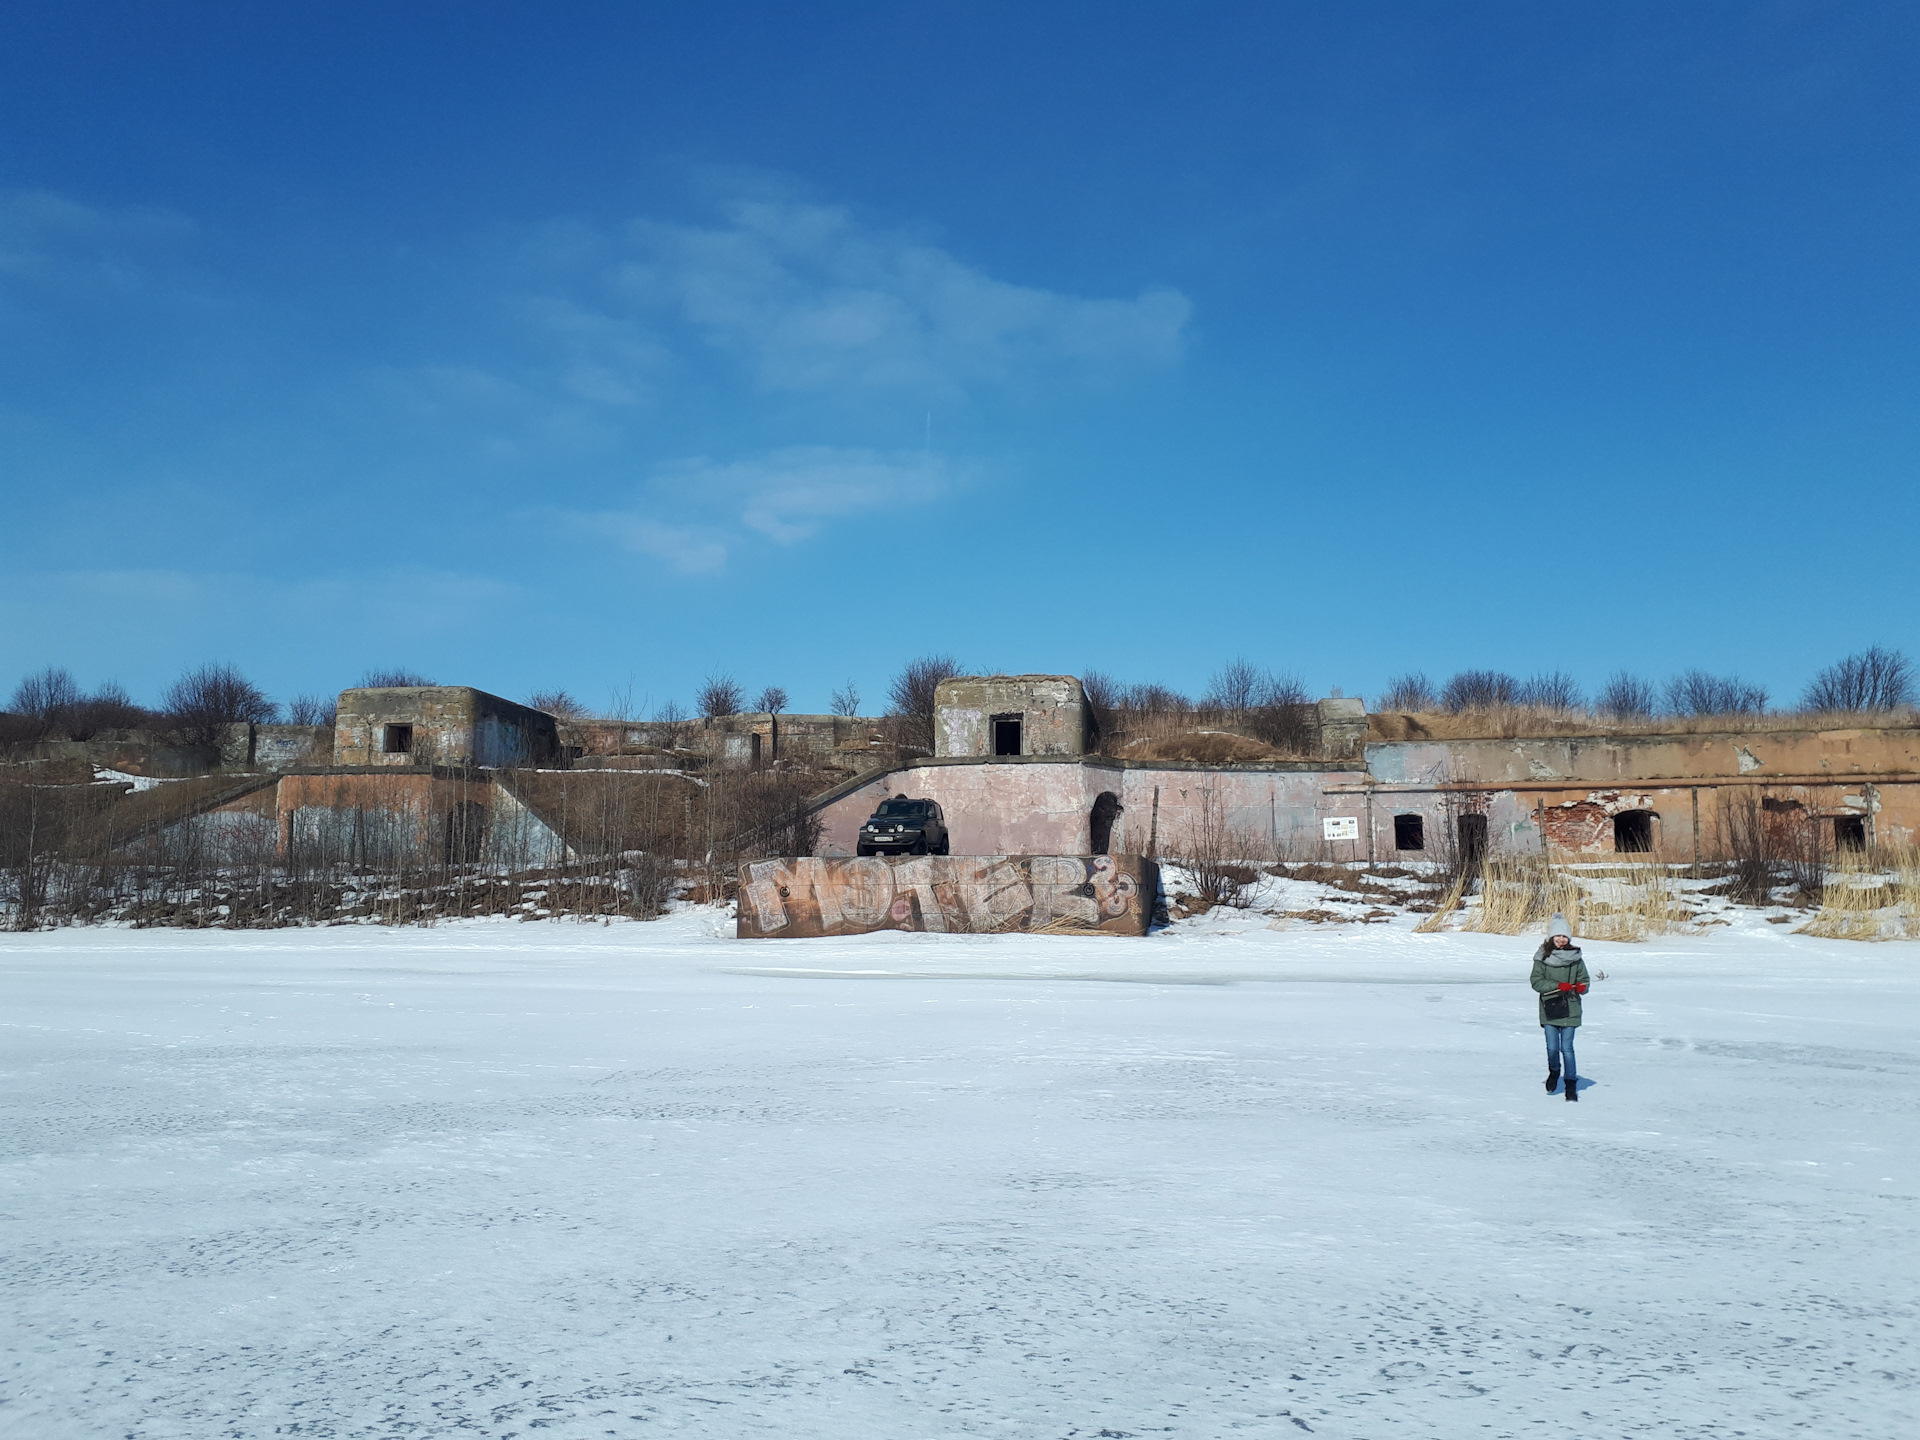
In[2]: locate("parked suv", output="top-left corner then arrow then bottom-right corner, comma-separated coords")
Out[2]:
857,798 -> 950,856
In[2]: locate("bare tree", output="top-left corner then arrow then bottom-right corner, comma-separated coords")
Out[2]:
697,674 -> 744,719
1596,672 -> 1659,719
1802,646 -> 1914,713
360,668 -> 435,688
653,698 -> 691,749
829,680 -> 861,717
1377,672 -> 1436,711
286,693 -> 339,727
9,667 -> 83,735
887,655 -> 961,717
162,664 -> 277,755
526,689 -> 587,717
1666,670 -> 1767,717
754,686 -> 789,715
1441,670 -> 1519,712
887,655 -> 961,750
69,681 -> 148,736
1203,657 -> 1264,719
1516,671 -> 1584,711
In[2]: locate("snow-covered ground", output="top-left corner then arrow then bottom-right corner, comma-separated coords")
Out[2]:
2,910 -> 1915,1439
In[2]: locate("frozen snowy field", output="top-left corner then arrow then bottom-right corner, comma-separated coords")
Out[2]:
2,913 -> 1916,1439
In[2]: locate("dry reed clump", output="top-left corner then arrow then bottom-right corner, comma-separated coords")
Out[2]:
1796,846 -> 1920,941
1418,855 -> 1689,941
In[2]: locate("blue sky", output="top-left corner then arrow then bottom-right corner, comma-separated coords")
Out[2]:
2,2 -> 1915,717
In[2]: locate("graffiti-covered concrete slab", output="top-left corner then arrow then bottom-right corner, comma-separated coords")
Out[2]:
737,854 -> 1158,938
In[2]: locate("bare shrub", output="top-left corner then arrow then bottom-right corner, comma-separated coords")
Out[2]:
1081,670 -> 1121,738
1441,670 -> 1518,712
1516,671 -> 1584,712
697,674 -> 744,719
1666,670 -> 1767,717
1802,646 -> 1913,713
1162,789 -> 1256,911
1243,673 -> 1313,753
526,689 -> 587,717
755,686 -> 788,715
1716,792 -> 1776,905
1378,672 -> 1435,711
360,668 -> 434,688
286,693 -> 338,727
1596,672 -> 1660,720
829,680 -> 861,717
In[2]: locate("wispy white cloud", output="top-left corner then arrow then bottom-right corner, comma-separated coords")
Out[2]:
572,445 -> 960,573
0,189 -> 196,294
524,194 -> 1192,403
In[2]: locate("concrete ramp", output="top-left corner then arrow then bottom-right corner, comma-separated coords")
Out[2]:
737,854 -> 1158,938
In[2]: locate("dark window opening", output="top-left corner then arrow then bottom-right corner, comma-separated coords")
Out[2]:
1090,791 -> 1122,853
1457,813 -> 1487,868
1835,815 -> 1867,851
383,723 -> 414,754
1394,813 -> 1425,851
1613,810 -> 1655,853
992,714 -> 1023,756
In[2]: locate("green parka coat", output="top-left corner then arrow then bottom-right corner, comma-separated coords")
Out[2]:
1530,941 -> 1591,1027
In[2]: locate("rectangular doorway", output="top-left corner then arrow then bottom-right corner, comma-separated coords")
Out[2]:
992,715 -> 1023,756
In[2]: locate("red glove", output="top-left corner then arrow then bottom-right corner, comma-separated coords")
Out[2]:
1557,982 -> 1575,993
1574,983 -> 1589,994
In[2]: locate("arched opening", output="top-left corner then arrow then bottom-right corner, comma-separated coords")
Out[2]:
445,800 -> 486,866
1834,815 -> 1867,852
1393,813 -> 1425,851
1613,810 -> 1656,853
1089,791 -> 1122,853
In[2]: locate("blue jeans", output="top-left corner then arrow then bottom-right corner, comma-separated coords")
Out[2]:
1544,1024 -> 1578,1079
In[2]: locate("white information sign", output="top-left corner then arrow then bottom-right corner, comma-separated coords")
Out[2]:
1322,816 -> 1360,842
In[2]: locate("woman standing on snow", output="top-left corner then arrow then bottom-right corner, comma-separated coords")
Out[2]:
1531,913 -> 1589,1101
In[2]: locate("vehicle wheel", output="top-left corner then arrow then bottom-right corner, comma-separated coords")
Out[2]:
857,846 -> 873,857
911,838 -> 928,855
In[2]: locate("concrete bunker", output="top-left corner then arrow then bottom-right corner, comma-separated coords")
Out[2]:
334,686 -> 560,769
933,676 -> 1089,759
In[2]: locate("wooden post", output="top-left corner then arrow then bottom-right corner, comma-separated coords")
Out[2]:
1148,786 -> 1160,857
1690,787 -> 1701,879
1366,790 -> 1375,867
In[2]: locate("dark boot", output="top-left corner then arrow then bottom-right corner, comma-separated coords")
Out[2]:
1545,1069 -> 1560,1093
1564,1076 -> 1578,1101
